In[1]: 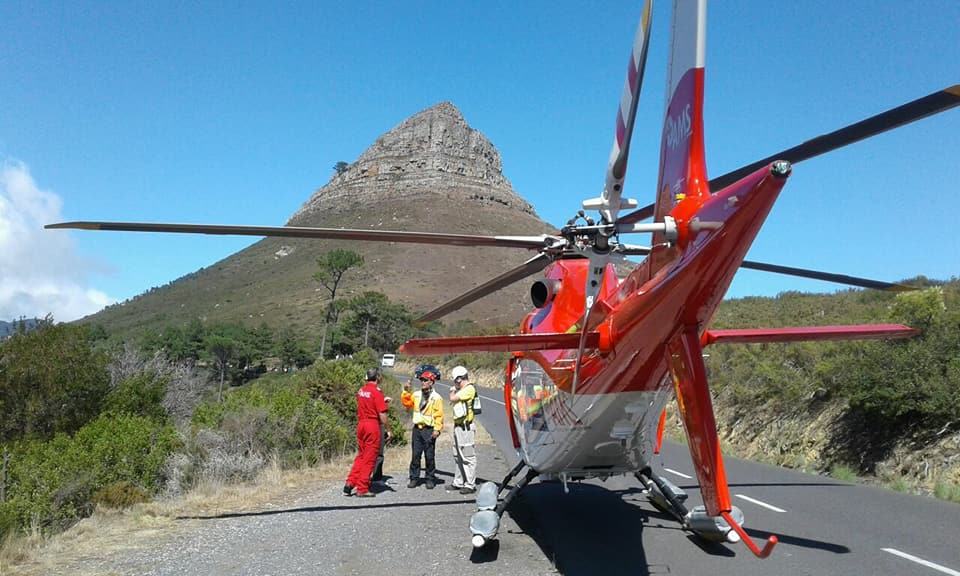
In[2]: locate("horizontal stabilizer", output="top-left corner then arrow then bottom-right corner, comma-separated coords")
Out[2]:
401,332 -> 601,355
702,324 -> 918,345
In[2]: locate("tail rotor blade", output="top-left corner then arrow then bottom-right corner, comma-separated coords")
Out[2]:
709,85 -> 960,191
415,253 -> 553,324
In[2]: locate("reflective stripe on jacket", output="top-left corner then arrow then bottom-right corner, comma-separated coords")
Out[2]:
401,389 -> 444,430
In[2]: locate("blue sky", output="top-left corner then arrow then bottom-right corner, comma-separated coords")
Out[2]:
2,1 -> 958,323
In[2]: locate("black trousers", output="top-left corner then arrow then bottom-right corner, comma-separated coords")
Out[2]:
370,422 -> 386,482
409,426 -> 437,480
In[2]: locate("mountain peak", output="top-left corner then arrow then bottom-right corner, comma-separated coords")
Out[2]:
412,101 -> 465,122
288,102 -> 534,225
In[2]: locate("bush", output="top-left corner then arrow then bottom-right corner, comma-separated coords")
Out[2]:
104,372 -> 168,421
0,414 -> 178,538
189,368 -> 358,475
0,323 -> 109,443
295,360 -> 368,422
184,355 -> 408,482
93,481 -> 151,509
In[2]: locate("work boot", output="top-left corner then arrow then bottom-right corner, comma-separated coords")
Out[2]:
342,483 -> 353,496
425,479 -> 436,490
407,478 -> 419,489
459,487 -> 476,495
445,483 -> 462,491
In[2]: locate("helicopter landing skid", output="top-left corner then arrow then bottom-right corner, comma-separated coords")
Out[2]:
469,459 -> 539,548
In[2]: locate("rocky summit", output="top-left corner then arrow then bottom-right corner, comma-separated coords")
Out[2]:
85,103 -> 557,339
289,102 -> 534,225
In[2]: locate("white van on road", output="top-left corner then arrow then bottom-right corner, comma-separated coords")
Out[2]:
380,354 -> 396,368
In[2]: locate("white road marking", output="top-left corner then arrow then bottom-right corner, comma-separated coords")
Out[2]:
882,548 -> 960,576
734,494 -> 787,513
479,394 -> 505,406
663,468 -> 693,479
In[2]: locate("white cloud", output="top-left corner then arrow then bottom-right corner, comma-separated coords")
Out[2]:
0,161 -> 116,322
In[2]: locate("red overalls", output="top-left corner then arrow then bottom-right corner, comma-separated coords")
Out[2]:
346,381 -> 388,495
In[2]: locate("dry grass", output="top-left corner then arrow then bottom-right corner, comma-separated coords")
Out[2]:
1,421 -> 495,576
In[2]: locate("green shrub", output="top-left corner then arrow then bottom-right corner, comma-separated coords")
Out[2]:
0,323 -> 109,443
888,477 -> 910,493
934,481 -> 960,503
104,372 -> 168,421
829,464 -> 857,482
0,414 -> 177,537
294,360 -> 367,422
190,367 -> 358,470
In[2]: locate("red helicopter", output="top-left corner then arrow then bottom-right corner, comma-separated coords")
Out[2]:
47,0 -> 958,558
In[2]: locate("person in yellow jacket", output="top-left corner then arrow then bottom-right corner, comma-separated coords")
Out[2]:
446,365 -> 478,494
401,365 -> 444,489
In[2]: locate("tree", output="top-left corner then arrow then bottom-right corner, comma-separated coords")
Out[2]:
0,323 -> 109,442
206,335 -> 237,402
333,161 -> 349,175
250,322 -> 274,360
313,249 -> 364,358
276,328 -> 311,372
142,318 -> 207,361
341,291 -> 415,353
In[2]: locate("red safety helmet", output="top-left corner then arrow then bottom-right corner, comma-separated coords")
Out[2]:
415,364 -> 440,382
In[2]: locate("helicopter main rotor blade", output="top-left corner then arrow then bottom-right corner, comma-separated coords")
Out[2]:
737,260 -> 915,292
611,87 -> 960,225
583,0 -> 653,224
709,85 -> 960,191
618,244 -> 915,291
415,252 -> 553,325
46,221 -> 558,251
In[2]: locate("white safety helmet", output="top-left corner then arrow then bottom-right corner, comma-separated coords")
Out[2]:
451,365 -> 469,381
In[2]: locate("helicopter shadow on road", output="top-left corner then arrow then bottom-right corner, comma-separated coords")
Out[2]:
497,480 -> 852,574
500,481 -> 674,576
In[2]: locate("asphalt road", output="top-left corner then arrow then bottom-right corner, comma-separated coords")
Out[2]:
449,381 -> 960,576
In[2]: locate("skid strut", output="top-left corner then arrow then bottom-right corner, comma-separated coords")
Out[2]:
636,467 -> 689,523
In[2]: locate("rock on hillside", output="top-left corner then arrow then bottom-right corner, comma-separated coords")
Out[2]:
84,103 -> 558,338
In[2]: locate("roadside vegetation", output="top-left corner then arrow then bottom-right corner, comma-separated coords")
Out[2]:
706,280 -> 959,463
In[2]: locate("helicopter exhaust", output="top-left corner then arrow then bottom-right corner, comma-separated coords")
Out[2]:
530,279 -> 561,308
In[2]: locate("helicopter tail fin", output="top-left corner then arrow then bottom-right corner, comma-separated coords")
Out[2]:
649,0 -> 708,273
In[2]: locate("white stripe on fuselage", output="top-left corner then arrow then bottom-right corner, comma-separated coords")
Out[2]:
518,390 -> 671,478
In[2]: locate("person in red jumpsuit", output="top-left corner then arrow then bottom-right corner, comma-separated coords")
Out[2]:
344,367 -> 391,497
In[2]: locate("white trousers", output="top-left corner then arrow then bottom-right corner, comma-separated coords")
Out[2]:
452,423 -> 477,489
